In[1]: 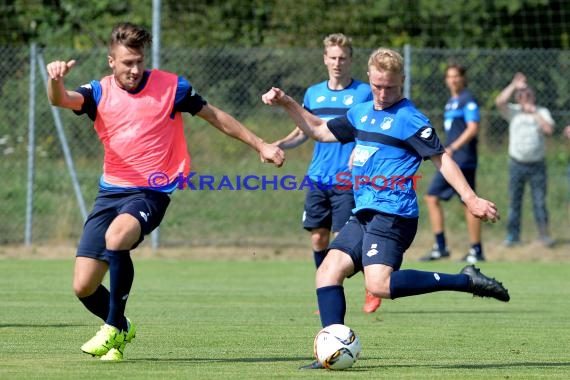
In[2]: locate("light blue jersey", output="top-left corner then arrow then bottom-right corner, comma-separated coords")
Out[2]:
443,89 -> 479,168
303,79 -> 372,184
328,99 -> 444,217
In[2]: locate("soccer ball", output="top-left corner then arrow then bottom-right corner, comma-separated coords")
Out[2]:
313,324 -> 361,370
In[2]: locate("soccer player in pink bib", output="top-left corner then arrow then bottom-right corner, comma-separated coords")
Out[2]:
46,22 -> 284,361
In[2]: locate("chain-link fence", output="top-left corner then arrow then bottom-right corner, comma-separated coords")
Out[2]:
1,45 -> 568,247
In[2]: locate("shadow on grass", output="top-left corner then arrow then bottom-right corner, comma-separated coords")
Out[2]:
129,356 -> 371,372
0,323 -> 89,328
438,362 -> 570,369
131,356 -> 310,363
127,356 -> 570,371
315,358 -> 570,371
386,309 -> 524,315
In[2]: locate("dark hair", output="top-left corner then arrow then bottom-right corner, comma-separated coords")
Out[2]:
108,22 -> 152,55
515,86 -> 535,99
445,61 -> 467,77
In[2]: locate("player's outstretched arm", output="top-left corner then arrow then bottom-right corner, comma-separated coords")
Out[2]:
46,59 -> 84,110
432,153 -> 500,223
262,87 -> 338,143
273,127 -> 309,150
196,103 -> 285,167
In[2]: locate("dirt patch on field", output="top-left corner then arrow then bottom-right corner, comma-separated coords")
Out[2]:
1,237 -> 568,262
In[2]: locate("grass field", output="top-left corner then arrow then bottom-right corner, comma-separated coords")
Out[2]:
1,258 -> 569,379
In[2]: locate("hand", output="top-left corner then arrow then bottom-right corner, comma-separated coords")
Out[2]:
259,142 -> 285,168
464,196 -> 500,223
46,59 -> 76,80
511,72 -> 527,90
261,87 -> 287,106
269,140 -> 284,150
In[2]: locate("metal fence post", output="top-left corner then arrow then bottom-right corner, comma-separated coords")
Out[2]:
150,0 -> 162,253
25,43 -> 37,245
403,44 -> 411,99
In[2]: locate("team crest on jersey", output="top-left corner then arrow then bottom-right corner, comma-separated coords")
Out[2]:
352,144 -> 379,167
316,96 -> 326,103
343,95 -> 354,106
467,101 -> 477,110
380,117 -> 394,130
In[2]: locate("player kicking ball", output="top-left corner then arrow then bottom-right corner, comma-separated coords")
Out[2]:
262,47 -> 509,369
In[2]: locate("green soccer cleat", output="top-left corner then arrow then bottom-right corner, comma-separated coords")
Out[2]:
124,318 -> 136,343
81,324 -> 125,357
100,318 -> 136,361
100,347 -> 123,361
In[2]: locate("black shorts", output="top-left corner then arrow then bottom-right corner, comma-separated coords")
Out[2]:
302,184 -> 355,233
76,189 -> 171,260
426,167 -> 476,201
328,210 -> 418,273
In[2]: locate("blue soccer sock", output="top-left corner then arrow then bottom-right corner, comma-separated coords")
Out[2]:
471,243 -> 483,256
313,249 -> 327,269
389,269 -> 470,299
435,232 -> 447,252
316,285 -> 346,327
78,284 -> 110,321
105,249 -> 133,331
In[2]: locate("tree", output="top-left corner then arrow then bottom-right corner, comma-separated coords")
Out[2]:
1,0 -> 567,49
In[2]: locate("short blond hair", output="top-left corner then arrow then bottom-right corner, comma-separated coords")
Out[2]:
323,33 -> 353,57
368,48 -> 403,74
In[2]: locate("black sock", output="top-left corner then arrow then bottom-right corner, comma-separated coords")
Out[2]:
316,285 -> 346,327
389,269 -> 470,299
105,249 -> 133,331
313,249 -> 327,269
78,284 -> 110,321
471,243 -> 483,256
435,232 -> 446,252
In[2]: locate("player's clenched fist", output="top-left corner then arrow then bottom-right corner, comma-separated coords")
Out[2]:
259,142 -> 285,168
261,87 -> 288,106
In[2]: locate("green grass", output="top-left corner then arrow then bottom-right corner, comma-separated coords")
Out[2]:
1,258 -> 569,379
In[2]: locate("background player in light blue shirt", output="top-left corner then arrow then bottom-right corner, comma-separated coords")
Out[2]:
273,33 -> 380,313
422,63 -> 485,263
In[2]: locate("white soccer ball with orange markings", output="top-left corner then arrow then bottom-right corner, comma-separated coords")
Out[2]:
313,324 -> 361,370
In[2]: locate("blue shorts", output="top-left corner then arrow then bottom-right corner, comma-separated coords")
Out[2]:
76,189 -> 171,260
302,183 -> 355,233
328,210 -> 418,274
426,167 -> 476,201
